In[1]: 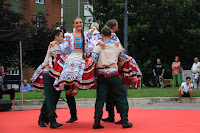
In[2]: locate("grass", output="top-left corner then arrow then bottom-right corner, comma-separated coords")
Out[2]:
2,87 -> 200,100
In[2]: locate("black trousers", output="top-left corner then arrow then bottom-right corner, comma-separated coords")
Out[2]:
65,86 -> 77,118
0,89 -> 15,100
95,75 -> 129,117
105,86 -> 127,116
39,75 -> 61,119
105,93 -> 115,115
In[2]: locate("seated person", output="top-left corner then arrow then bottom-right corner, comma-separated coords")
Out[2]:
0,65 -> 15,100
178,77 -> 194,103
20,79 -> 32,92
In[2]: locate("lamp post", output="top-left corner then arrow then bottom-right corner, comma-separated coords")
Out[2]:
20,41 -> 23,110
124,0 -> 128,91
124,0 -> 128,54
78,0 -> 80,17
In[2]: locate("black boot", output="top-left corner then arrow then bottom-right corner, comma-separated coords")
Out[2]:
101,116 -> 114,122
121,114 -> 132,128
49,116 -> 63,128
66,94 -> 78,123
66,110 -> 78,123
38,118 -> 46,127
93,115 -> 104,129
102,111 -> 114,122
66,116 -> 78,123
115,119 -> 122,124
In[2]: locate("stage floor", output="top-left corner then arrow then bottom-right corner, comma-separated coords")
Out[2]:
1,107 -> 200,133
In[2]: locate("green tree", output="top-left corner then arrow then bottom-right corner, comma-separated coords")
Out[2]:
21,13 -> 52,68
89,0 -> 200,86
0,1 -> 21,69
0,0 -> 52,69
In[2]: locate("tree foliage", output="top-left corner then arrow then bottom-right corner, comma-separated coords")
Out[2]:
0,0 -> 52,69
89,0 -> 200,85
0,1 -> 22,69
21,13 -> 52,68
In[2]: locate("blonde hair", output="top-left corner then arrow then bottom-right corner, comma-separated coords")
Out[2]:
90,22 -> 99,30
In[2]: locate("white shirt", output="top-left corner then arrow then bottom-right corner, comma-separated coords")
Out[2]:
181,82 -> 193,93
62,32 -> 94,57
42,44 -> 62,72
191,61 -> 200,73
91,40 -> 125,76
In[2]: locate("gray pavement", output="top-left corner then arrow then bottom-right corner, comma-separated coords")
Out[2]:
13,97 -> 200,110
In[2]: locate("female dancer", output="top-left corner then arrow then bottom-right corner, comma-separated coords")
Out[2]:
55,26 -> 78,123
49,21 -> 105,123
52,17 -> 97,95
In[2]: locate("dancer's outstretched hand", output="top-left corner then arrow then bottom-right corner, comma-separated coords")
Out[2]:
114,41 -> 119,48
71,89 -> 78,96
49,41 -> 56,49
66,89 -> 73,95
97,41 -> 105,49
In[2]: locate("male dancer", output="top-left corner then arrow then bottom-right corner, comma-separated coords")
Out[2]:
102,19 -> 142,124
38,30 -> 63,128
102,19 -> 121,124
91,26 -> 132,129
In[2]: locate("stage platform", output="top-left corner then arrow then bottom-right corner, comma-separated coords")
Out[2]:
1,107 -> 200,133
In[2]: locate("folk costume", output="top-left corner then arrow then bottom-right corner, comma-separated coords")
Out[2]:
31,43 -> 64,128
87,27 -> 102,51
52,32 -> 95,90
31,65 -> 44,89
111,33 -> 142,83
91,40 -> 132,129
102,33 -> 142,124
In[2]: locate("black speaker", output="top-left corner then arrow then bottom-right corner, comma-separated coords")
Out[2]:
0,99 -> 12,112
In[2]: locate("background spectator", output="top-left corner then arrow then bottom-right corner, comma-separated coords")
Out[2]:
191,57 -> 200,89
0,65 -> 15,100
153,58 -> 165,88
20,79 -> 32,92
172,56 -> 182,88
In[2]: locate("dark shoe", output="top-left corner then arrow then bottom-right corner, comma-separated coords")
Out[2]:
49,117 -> 63,128
93,115 -> 104,129
115,119 -> 122,124
93,122 -> 104,129
66,116 -> 78,123
38,119 -> 46,127
102,117 -> 114,123
121,114 -> 132,128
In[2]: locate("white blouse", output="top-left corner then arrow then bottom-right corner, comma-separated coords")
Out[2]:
61,32 -> 97,57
